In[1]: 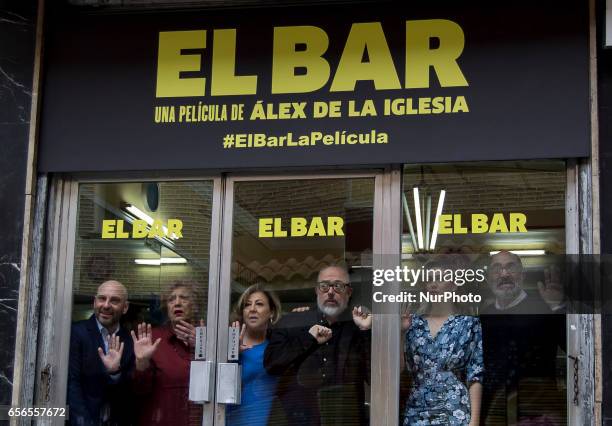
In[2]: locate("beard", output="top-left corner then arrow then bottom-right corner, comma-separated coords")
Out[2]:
318,297 -> 348,318
492,278 -> 521,302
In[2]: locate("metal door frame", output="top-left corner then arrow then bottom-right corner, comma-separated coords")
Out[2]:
213,168 -> 400,426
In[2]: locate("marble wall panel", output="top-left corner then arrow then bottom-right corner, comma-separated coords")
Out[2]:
0,0 -> 37,407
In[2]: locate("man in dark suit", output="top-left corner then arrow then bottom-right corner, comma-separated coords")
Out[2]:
264,266 -> 371,426
68,280 -> 135,425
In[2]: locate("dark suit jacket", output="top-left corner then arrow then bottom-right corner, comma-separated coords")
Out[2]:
264,308 -> 370,426
68,315 -> 135,426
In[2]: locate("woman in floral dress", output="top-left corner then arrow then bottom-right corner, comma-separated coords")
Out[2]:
402,260 -> 484,426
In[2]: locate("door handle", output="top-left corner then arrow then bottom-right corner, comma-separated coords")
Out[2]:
189,360 -> 214,403
216,362 -> 241,404
189,327 -> 212,403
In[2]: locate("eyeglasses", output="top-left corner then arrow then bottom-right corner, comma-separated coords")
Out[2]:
489,263 -> 521,275
317,280 -> 350,293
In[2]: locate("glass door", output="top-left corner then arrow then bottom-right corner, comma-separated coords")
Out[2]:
61,179 -> 222,426
214,173 -> 380,426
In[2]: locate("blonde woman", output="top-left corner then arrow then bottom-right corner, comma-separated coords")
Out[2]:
227,284 -> 281,426
402,258 -> 484,426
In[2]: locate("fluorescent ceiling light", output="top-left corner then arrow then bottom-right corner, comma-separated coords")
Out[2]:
489,250 -> 546,256
125,204 -> 154,225
124,204 -> 177,240
413,188 -> 424,250
429,189 -> 446,251
134,257 -> 187,265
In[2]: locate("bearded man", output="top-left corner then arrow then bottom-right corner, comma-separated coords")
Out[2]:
264,266 -> 372,426
480,250 -> 564,422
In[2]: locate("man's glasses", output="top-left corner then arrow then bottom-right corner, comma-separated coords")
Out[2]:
489,262 -> 521,275
317,280 -> 350,293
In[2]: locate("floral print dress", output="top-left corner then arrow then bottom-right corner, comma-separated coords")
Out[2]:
403,315 -> 484,426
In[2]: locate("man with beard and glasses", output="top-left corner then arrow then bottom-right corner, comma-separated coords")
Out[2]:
264,265 -> 372,426
480,250 -> 566,423
68,280 -> 135,426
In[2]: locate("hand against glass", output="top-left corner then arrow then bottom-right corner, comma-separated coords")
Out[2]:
352,306 -> 372,331
175,319 -> 205,347
98,333 -> 124,374
309,324 -> 332,344
537,265 -> 565,310
231,321 -> 253,352
291,306 -> 310,313
131,322 -> 161,371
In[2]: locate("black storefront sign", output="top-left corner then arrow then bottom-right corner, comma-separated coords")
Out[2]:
38,0 -> 590,172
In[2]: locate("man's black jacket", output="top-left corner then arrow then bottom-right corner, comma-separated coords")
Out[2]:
264,308 -> 370,426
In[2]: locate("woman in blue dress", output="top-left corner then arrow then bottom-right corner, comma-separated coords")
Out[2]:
227,284 -> 281,426
402,259 -> 484,426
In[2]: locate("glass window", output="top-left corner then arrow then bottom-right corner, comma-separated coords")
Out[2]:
226,177 -> 374,426
399,161 -> 567,425
68,181 -> 213,426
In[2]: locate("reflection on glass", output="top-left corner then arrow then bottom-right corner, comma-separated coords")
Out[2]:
227,178 -> 374,426
400,162 -> 567,426
68,181 -> 213,426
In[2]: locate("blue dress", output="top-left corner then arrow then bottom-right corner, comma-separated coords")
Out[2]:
226,340 -> 278,426
403,315 -> 484,426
